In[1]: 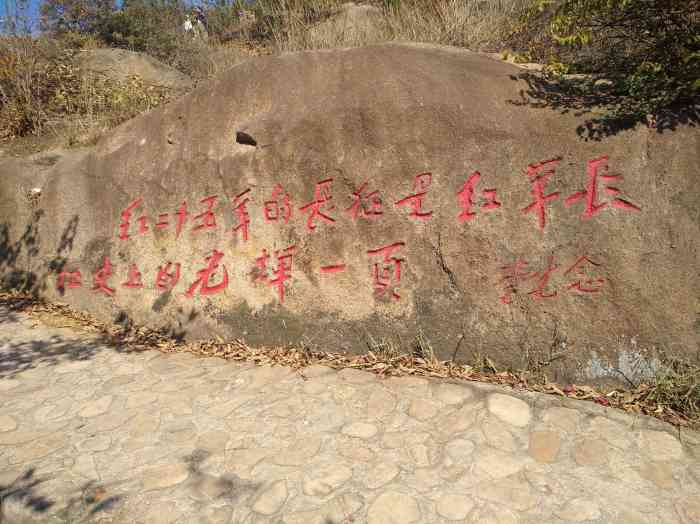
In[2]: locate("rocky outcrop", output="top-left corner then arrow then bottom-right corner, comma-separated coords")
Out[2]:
1,44 -> 698,385
77,48 -> 192,92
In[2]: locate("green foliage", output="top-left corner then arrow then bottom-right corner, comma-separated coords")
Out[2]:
540,0 -> 699,123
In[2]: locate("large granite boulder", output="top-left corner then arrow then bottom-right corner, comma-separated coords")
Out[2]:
1,44 -> 697,385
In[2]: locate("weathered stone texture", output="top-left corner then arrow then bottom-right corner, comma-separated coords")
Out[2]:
1,44 -> 698,384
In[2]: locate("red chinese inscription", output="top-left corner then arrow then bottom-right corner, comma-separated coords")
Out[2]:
93,257 -> 116,296
395,173 -> 433,220
347,182 -> 383,220
264,184 -> 292,224
565,156 -> 641,219
156,262 -> 181,292
367,242 -> 405,300
56,270 -> 82,292
320,264 -> 347,274
499,259 -> 533,305
521,159 -> 561,232
564,256 -> 605,292
253,246 -> 296,303
457,171 -> 502,222
192,196 -> 218,233
122,264 -> 144,289
500,254 -> 605,304
528,256 -> 559,300
299,179 -> 336,231
185,250 -> 228,297
118,198 -> 147,241
231,189 -> 251,242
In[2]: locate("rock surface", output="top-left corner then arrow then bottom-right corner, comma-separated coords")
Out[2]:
0,43 -> 698,385
0,306 -> 698,522
76,48 -> 193,92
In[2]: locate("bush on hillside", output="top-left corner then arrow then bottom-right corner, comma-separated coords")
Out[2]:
0,36 -> 170,142
509,0 -> 699,136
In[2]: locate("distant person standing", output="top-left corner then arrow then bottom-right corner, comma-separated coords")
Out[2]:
192,6 -> 209,41
183,6 -> 209,41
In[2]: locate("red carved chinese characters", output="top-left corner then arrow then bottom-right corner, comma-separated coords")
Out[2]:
155,213 -> 170,230
192,196 -> 218,232
500,254 -> 606,304
565,256 -> 605,293
93,257 -> 115,296
521,159 -> 561,232
320,264 -> 347,273
565,156 -> 641,219
253,246 -> 296,303
118,198 -> 147,240
299,179 -> 336,231
347,182 -> 383,220
367,242 -> 405,300
269,246 -> 296,303
527,256 -> 559,300
231,189 -> 251,242
264,184 -> 292,224
122,264 -> 144,289
56,270 -> 82,292
499,259 -> 532,304
156,262 -> 181,292
175,201 -> 188,238
186,250 -> 228,297
395,173 -> 433,220
457,171 -> 502,222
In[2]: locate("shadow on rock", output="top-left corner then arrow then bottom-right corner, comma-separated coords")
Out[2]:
0,212 -> 79,298
508,71 -> 699,142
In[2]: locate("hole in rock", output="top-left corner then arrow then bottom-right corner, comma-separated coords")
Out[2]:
236,131 -> 257,147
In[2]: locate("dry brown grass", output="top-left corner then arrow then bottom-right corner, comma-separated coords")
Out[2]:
254,0 -> 530,53
0,36 -> 171,149
1,1 -> 530,153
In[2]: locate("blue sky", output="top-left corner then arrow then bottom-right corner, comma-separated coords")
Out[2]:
0,0 -> 42,32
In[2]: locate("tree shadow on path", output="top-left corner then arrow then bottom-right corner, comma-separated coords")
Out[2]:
0,469 -> 121,523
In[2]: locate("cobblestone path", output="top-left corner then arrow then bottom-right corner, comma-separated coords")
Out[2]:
1,306 -> 699,523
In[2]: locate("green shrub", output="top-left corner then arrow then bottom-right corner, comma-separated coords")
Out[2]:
511,0 -> 699,135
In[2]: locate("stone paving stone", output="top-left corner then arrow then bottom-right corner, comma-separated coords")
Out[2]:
408,398 -> 443,421
639,430 -> 684,460
342,422 -> 378,439
436,493 -> 475,520
252,480 -> 288,515
573,438 -> 609,466
0,415 -> 17,432
432,382 -> 474,405
529,431 -> 561,463
366,386 -> 398,420
363,462 -> 400,489
142,463 -> 190,490
367,491 -> 421,523
78,394 -> 113,417
1,305 -> 699,524
488,393 -> 531,427
540,406 -> 582,433
338,367 -> 377,384
283,493 -> 364,524
302,463 -> 353,496
554,497 -> 602,522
